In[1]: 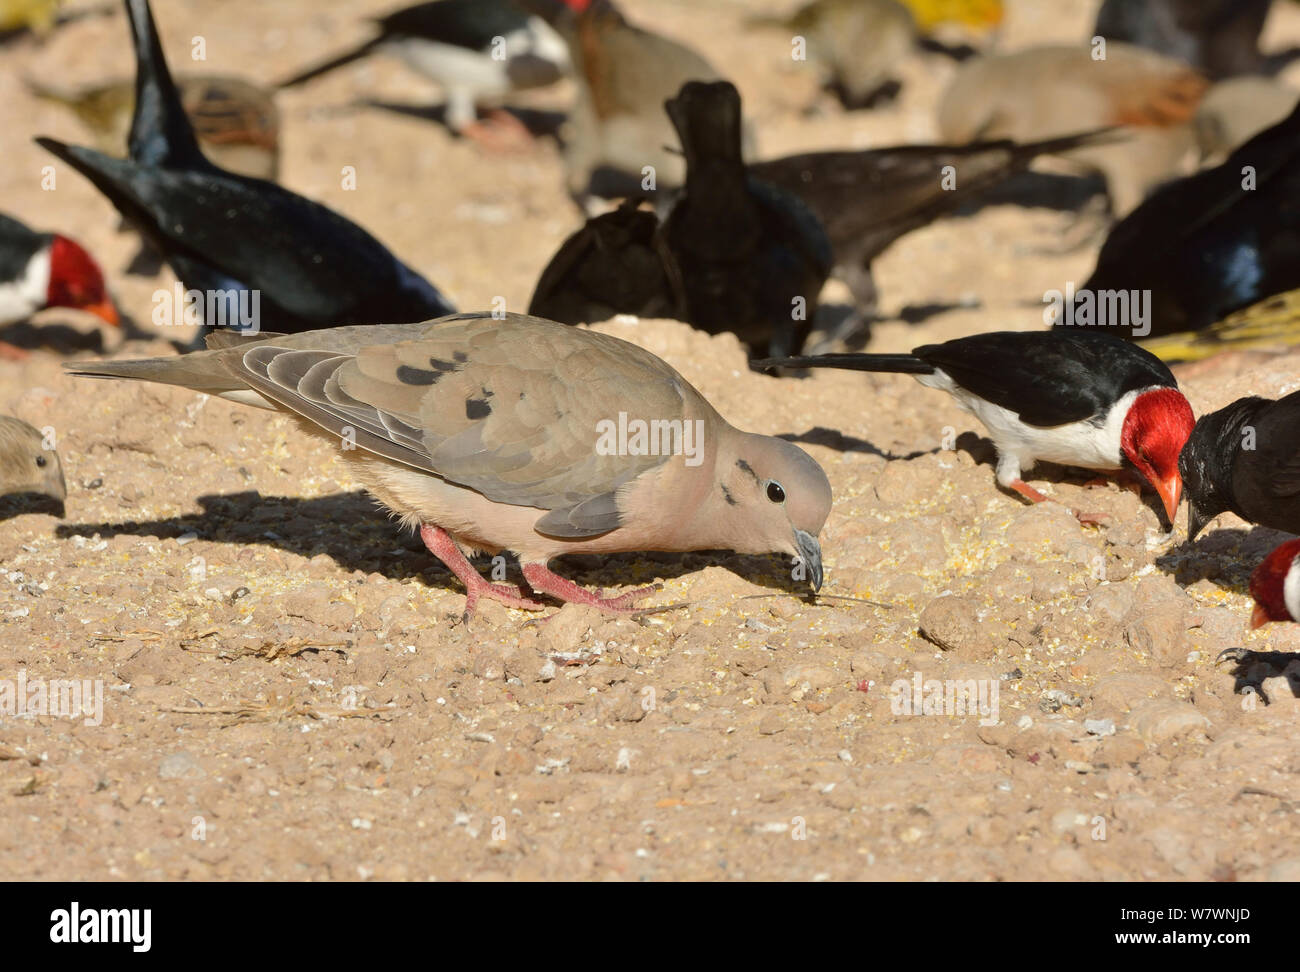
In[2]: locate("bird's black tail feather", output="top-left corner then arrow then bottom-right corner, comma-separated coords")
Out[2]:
752,353 -> 934,374
125,0 -> 209,169
277,38 -> 383,88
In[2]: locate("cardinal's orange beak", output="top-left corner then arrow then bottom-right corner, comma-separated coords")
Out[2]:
1251,604 -> 1271,630
1155,473 -> 1182,526
83,300 -> 120,327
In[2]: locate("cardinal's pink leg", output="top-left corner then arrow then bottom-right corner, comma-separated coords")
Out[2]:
520,562 -> 656,612
1007,478 -> 1108,526
419,525 -> 545,616
460,110 -> 534,152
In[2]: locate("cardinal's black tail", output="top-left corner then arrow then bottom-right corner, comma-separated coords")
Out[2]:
277,38 -> 382,88
752,352 -> 934,374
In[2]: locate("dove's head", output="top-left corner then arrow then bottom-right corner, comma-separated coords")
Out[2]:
718,433 -> 832,592
0,416 -> 66,512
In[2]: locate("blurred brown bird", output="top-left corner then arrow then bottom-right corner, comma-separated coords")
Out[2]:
937,42 -> 1209,216
524,0 -> 726,205
0,416 -> 65,514
29,74 -> 280,181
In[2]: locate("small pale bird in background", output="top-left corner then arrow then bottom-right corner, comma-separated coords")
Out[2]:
937,42 -> 1209,217
747,0 -> 919,109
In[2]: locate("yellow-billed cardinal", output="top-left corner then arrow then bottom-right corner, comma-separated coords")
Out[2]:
1181,390 -> 1300,542
37,0 -> 454,347
0,212 -> 119,358
279,0 -> 568,146
1248,539 -> 1300,628
757,330 -> 1194,523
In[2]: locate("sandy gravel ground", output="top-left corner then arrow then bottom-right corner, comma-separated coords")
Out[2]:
3,0 -> 1300,881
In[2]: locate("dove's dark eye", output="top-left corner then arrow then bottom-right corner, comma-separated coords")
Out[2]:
34,456 -> 46,468
766,480 -> 785,504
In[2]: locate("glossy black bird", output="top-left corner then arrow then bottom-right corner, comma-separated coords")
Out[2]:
749,130 -> 1112,311
37,0 -> 455,347
527,199 -> 685,324
661,81 -> 833,361
278,0 -> 568,146
1074,100 -> 1300,340
1180,389 -> 1300,541
1095,0 -> 1272,81
757,330 -> 1195,523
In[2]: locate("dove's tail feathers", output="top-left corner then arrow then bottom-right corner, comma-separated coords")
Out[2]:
125,0 -> 210,170
64,354 -> 262,402
752,353 -> 934,374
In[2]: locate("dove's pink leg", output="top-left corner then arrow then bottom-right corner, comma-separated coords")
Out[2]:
419,525 -> 545,615
521,562 -> 656,612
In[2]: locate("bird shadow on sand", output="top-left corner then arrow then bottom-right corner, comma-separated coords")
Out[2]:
1218,650 -> 1300,704
360,99 -> 567,140
55,489 -> 814,600
0,494 -> 64,522
808,300 -> 981,354
1155,525 -> 1295,594
777,425 -> 933,462
780,427 -> 1005,470
0,318 -> 112,356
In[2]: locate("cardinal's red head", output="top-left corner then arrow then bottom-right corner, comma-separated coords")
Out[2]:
46,235 -> 118,328
1249,538 -> 1300,629
1120,387 -> 1195,525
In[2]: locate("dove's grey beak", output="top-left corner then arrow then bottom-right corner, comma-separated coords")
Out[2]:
794,529 -> 823,593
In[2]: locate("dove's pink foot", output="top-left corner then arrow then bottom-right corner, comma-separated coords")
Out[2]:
0,341 -> 30,361
419,525 -> 545,616
521,562 -> 656,612
1007,478 -> 1108,526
